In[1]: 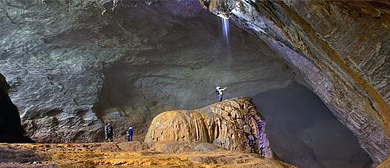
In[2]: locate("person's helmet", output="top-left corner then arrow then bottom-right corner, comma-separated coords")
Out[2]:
129,127 -> 132,129
216,86 -> 221,90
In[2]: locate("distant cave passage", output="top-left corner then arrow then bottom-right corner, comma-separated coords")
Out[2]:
252,82 -> 372,168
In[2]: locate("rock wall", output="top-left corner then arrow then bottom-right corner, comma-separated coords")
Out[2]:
145,97 -> 273,158
0,0 -> 120,142
0,0 -> 296,142
0,73 -> 32,142
199,0 -> 390,165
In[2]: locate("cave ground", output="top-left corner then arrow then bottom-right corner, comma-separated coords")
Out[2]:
0,141 -> 295,168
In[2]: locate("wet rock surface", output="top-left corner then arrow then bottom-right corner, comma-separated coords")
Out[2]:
200,0 -> 390,165
145,97 -> 272,158
0,73 -> 32,143
0,142 -> 296,168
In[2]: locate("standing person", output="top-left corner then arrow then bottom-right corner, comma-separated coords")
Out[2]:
215,86 -> 227,102
104,122 -> 114,142
127,126 -> 133,141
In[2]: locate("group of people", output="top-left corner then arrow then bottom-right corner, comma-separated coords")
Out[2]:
104,122 -> 133,142
103,86 -> 227,142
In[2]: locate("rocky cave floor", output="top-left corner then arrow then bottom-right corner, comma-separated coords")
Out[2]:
0,141 -> 294,168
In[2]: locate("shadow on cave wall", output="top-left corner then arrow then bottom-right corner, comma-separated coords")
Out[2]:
252,82 -> 372,168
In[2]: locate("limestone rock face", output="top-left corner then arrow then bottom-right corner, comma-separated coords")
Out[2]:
0,73 -> 32,142
0,0 -> 295,143
199,0 -> 390,165
145,97 -> 272,158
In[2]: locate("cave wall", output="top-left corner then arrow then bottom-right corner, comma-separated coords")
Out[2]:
2,0 -> 388,165
0,0 -> 121,142
199,0 -> 390,165
0,0 -> 296,142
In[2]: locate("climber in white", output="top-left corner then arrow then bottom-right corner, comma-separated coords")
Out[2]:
216,86 -> 227,102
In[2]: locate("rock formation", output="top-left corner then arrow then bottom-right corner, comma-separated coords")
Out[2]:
145,97 -> 272,158
0,73 -> 32,142
199,0 -> 390,165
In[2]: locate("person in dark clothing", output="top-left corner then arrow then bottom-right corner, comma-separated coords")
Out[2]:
127,126 -> 133,141
104,122 -> 113,142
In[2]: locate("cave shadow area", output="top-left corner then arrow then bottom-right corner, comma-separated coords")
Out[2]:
252,82 -> 373,168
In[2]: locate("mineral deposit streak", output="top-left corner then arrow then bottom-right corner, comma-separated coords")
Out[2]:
221,18 -> 232,71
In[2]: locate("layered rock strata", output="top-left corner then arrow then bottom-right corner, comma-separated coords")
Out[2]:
0,73 -> 32,142
145,97 -> 272,158
0,0 -> 295,142
199,0 -> 390,165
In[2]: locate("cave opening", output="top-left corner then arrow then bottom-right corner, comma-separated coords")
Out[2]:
253,82 -> 373,168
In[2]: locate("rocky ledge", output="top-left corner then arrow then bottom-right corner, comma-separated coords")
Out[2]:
145,97 -> 272,158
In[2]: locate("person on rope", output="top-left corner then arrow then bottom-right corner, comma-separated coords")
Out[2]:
215,86 -> 227,102
104,122 -> 114,142
127,126 -> 133,141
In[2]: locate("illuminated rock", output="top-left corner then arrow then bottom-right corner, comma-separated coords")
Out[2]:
145,97 -> 273,158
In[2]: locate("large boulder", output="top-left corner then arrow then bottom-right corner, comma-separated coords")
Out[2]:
0,73 -> 33,142
145,97 -> 272,158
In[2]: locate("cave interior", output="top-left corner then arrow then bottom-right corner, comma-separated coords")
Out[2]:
1,0 -> 388,167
